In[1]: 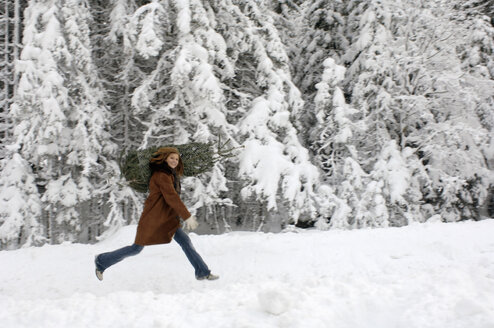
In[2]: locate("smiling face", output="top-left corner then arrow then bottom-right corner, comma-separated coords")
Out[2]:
165,153 -> 180,169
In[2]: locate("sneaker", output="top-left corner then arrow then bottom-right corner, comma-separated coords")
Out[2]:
94,256 -> 104,281
95,268 -> 104,281
197,273 -> 219,281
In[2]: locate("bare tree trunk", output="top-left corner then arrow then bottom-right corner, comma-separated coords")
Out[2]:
0,0 -> 24,160
13,0 -> 20,88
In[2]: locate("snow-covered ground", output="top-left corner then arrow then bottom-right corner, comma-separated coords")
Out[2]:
1,219 -> 494,328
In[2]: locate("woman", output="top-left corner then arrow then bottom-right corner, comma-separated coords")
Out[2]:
94,147 -> 219,281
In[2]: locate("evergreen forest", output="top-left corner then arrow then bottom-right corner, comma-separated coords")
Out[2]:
1,0 -> 493,249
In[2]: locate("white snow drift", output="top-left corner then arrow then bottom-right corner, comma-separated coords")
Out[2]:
1,219 -> 494,328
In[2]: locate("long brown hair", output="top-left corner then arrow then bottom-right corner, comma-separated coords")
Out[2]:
149,147 -> 184,176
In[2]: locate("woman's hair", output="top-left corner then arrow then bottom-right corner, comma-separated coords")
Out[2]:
149,147 -> 184,176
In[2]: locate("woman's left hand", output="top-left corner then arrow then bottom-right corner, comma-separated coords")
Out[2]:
184,215 -> 199,230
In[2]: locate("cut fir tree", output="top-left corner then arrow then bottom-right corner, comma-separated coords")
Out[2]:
120,139 -> 239,193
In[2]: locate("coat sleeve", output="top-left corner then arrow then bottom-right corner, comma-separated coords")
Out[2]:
157,172 -> 191,220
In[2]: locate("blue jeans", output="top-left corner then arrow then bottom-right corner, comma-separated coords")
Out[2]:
95,228 -> 211,279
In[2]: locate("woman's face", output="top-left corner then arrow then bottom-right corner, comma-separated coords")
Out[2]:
166,153 -> 180,169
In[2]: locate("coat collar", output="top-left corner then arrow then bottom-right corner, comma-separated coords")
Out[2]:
149,162 -> 180,193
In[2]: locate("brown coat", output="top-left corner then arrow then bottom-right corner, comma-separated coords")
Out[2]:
134,171 -> 191,246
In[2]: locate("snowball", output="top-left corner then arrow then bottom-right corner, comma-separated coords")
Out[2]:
257,287 -> 292,316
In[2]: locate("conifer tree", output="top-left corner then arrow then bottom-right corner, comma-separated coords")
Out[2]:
89,0 -> 144,153
122,0 -> 237,231
7,0 -> 120,244
0,153 -> 43,249
216,0 -> 320,225
87,0 -> 146,239
8,0 -> 66,242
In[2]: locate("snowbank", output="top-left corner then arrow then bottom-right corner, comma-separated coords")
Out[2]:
1,220 -> 494,328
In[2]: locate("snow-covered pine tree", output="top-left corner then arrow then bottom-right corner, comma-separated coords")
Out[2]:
337,0 -> 428,226
0,153 -> 43,249
115,0 -> 237,232
6,0 -> 120,245
87,0 -> 146,240
90,0 -> 153,153
393,1 -> 493,222
218,0 -> 320,228
0,0 -> 39,249
446,0 -> 494,218
282,0 -> 398,228
268,0 -> 357,228
7,0 -> 66,244
58,0 -> 127,242
307,57 -> 369,227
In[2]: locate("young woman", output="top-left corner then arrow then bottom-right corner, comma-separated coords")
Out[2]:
94,147 -> 219,281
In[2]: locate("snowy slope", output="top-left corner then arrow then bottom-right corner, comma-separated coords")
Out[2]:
1,220 -> 494,328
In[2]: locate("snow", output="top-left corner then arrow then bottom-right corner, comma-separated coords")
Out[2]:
1,220 -> 494,328
134,6 -> 164,59
175,0 -> 191,36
